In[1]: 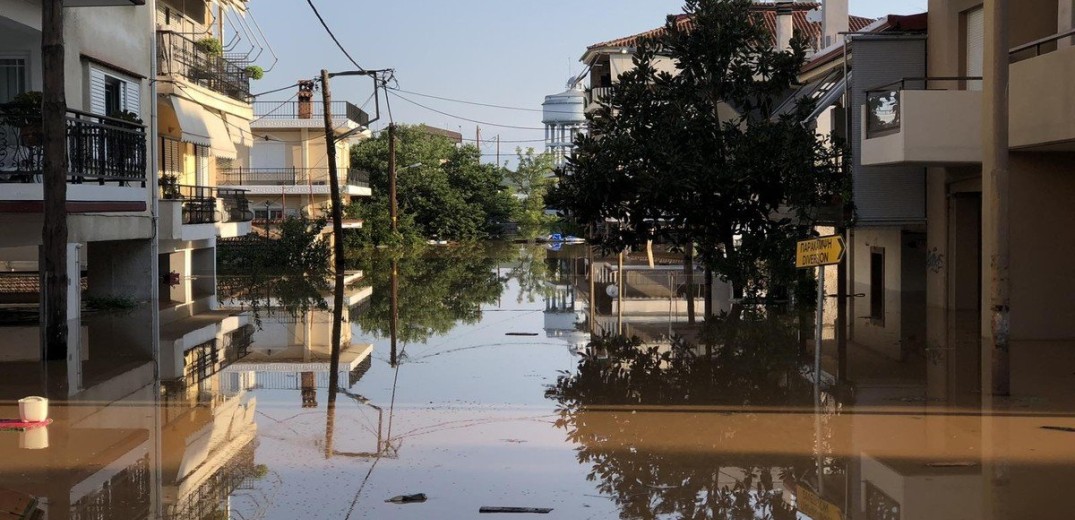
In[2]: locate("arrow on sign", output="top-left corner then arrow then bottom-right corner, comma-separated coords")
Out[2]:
796,235 -> 846,268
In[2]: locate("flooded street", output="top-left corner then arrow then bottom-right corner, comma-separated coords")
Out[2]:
2,244 -> 1075,519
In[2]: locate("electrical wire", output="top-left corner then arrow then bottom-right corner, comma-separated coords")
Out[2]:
389,88 -> 544,113
387,90 -> 547,131
251,82 -> 301,98
305,0 -> 366,72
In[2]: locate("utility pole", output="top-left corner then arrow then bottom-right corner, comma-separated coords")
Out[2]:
388,123 -> 397,232
42,0 -> 68,361
983,0 -> 1010,396
496,134 -> 500,165
320,70 -> 346,394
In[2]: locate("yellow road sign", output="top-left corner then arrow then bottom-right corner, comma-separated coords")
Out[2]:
797,235 -> 845,268
797,485 -> 843,520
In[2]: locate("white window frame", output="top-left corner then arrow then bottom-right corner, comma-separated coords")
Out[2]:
0,53 -> 30,103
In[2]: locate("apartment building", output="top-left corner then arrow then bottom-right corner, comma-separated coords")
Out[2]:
155,0 -> 259,324
0,0 -> 158,357
856,1 -> 1075,397
220,83 -> 371,223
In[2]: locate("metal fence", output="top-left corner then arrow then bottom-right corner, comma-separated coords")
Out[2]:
218,167 -> 370,188
0,107 -> 147,184
157,31 -> 251,102
160,183 -> 253,224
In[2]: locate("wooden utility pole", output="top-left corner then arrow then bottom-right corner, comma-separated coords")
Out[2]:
983,0 -> 1010,396
496,135 -> 500,165
388,123 -> 397,232
320,70 -> 346,395
42,0 -> 68,361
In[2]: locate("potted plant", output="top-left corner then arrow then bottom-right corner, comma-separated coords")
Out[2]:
1,91 -> 44,147
195,37 -> 223,56
244,65 -> 264,81
160,173 -> 181,199
108,109 -> 143,126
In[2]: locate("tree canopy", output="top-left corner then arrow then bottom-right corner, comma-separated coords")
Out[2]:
348,125 -> 517,245
552,0 -> 847,297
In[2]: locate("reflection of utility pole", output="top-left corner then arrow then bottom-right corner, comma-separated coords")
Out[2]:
389,259 -> 399,367
388,123 -> 398,232
42,0 -> 68,361
617,251 -> 624,335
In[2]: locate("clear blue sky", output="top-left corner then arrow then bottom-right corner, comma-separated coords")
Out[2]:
250,0 -> 927,162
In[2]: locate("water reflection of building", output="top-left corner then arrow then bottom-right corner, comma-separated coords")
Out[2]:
219,277 -> 374,405
542,248 -> 590,351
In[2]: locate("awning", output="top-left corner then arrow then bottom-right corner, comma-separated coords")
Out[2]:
169,96 -> 211,147
203,110 -> 238,160
168,96 -> 238,159
223,113 -> 253,148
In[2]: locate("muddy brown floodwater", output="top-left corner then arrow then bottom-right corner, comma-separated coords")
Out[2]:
1,243 -> 1074,519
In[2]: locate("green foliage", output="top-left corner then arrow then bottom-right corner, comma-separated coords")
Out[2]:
1,91 -> 43,128
195,37 -> 224,56
344,198 -> 425,249
350,243 -> 512,344
504,148 -> 559,240
349,125 -> 519,244
245,65 -> 265,80
552,0 -> 847,298
108,109 -> 143,125
217,218 -> 332,326
85,295 -> 139,311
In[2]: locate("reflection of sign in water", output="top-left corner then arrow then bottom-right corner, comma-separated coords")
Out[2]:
797,485 -> 843,520
796,235 -> 846,268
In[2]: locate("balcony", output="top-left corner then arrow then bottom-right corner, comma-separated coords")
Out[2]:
157,31 -> 251,103
159,183 -> 253,241
251,101 -> 370,128
1,108 -> 147,185
217,167 -> 372,196
1010,30 -> 1075,151
860,77 -> 982,166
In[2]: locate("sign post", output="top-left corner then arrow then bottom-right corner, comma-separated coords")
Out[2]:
796,234 -> 846,496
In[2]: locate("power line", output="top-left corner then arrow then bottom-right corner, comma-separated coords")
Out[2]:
389,88 -> 543,113
388,91 -> 546,131
305,0 -> 366,72
251,82 -> 300,98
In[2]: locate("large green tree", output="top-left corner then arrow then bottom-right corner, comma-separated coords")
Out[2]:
503,148 -> 558,240
349,125 -> 518,245
552,0 -> 846,300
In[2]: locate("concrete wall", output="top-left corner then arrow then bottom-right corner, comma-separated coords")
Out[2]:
851,227 -> 914,360
1011,45 -> 1075,150
86,239 -> 155,301
928,0 -> 1059,78
860,90 -> 983,166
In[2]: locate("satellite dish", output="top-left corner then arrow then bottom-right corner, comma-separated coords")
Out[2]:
806,8 -> 823,24
606,284 -> 619,299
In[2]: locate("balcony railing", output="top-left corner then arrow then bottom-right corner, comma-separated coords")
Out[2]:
251,101 -> 370,126
157,31 -> 251,102
218,167 -> 370,188
864,77 -> 981,139
160,183 -> 253,224
1010,28 -> 1075,63
0,107 -> 147,185
589,86 -> 613,105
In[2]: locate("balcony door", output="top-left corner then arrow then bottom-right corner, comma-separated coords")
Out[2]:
964,7 -> 985,91
0,56 -> 27,103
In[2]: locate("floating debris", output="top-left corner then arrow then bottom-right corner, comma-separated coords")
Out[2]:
506,332 -> 540,337
480,506 -> 553,514
1042,426 -> 1075,433
386,493 -> 428,504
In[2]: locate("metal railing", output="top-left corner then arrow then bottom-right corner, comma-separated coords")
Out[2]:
252,100 -> 370,126
1010,28 -> 1075,63
160,183 -> 253,224
1,107 -> 147,184
864,77 -> 982,139
589,86 -> 613,104
157,31 -> 251,102
218,167 -> 370,188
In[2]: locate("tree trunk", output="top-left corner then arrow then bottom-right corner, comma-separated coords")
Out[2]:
42,0 -> 68,361
704,265 -> 713,321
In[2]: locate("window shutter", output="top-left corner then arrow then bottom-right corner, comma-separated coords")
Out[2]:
965,7 -> 984,91
125,79 -> 141,116
88,66 -> 107,116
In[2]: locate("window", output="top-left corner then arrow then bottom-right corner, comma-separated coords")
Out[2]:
104,76 -> 123,117
870,247 -> 885,323
964,7 -> 984,91
0,57 -> 27,103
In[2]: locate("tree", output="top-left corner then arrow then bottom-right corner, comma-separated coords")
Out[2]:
552,0 -> 846,302
503,148 -> 558,240
349,125 -> 519,245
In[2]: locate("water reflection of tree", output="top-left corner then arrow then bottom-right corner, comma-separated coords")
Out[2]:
510,245 -> 554,304
351,244 -> 512,344
217,218 -> 333,326
546,312 -> 814,519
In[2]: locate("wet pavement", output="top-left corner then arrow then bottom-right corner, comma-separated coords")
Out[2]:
1,243 -> 1075,519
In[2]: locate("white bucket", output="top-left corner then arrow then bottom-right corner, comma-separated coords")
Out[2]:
18,396 -> 48,423
19,427 -> 48,450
